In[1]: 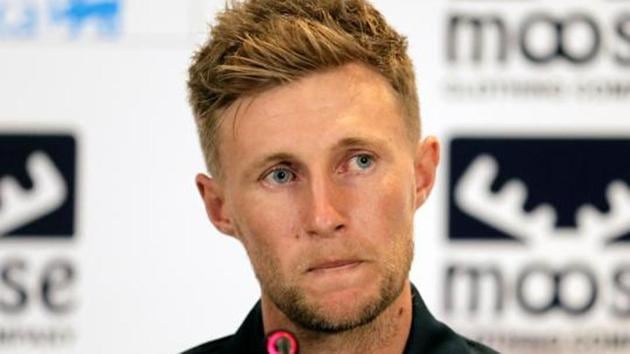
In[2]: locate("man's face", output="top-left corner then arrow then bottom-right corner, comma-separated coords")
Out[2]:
197,63 -> 438,332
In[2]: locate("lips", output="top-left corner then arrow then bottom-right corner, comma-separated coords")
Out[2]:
307,260 -> 363,272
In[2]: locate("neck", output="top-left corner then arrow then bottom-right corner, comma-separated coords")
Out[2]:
261,281 -> 413,354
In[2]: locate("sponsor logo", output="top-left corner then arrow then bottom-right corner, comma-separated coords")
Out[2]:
0,134 -> 76,238
0,0 -> 121,40
449,138 -> 630,242
447,12 -> 630,66
444,137 -> 630,354
444,2 -> 630,100
0,133 -> 78,349
0,0 -> 37,38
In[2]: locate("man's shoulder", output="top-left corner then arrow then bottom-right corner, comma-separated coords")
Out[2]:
407,283 -> 499,354
181,335 -> 233,354
182,301 -> 265,354
179,335 -> 499,354
463,337 -> 499,354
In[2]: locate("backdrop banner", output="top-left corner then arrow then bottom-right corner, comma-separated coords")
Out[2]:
0,1 -> 628,353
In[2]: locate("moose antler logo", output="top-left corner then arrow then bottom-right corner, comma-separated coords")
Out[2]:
455,154 -> 630,247
0,152 -> 68,236
0,134 -> 76,238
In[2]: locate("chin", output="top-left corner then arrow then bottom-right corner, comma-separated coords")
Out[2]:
278,275 -> 402,333
297,292 -> 388,333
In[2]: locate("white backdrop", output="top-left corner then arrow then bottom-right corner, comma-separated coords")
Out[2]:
0,1 -> 628,354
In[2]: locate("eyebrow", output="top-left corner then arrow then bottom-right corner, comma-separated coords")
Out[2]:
333,136 -> 387,150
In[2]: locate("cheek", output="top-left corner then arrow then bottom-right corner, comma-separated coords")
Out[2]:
238,192 -> 302,235
352,172 -> 415,239
230,193 -> 302,263
370,176 -> 416,274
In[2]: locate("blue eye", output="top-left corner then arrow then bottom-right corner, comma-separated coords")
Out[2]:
352,154 -> 374,170
264,168 -> 295,185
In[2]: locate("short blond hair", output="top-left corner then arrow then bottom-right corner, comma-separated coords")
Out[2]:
188,0 -> 419,176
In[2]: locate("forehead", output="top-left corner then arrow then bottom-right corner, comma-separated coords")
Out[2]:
216,63 -> 409,173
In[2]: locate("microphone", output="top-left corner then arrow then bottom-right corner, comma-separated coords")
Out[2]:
266,330 -> 299,354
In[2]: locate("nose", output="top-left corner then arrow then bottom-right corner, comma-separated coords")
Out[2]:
303,174 -> 346,237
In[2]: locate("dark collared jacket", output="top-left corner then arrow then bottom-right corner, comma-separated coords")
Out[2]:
183,284 -> 498,354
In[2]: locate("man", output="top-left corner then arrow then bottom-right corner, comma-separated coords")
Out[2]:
184,0 -> 497,353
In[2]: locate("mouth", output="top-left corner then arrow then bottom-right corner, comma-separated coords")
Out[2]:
307,260 -> 363,273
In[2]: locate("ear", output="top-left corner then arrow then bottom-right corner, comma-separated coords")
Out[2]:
195,173 -> 237,236
413,136 -> 440,209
